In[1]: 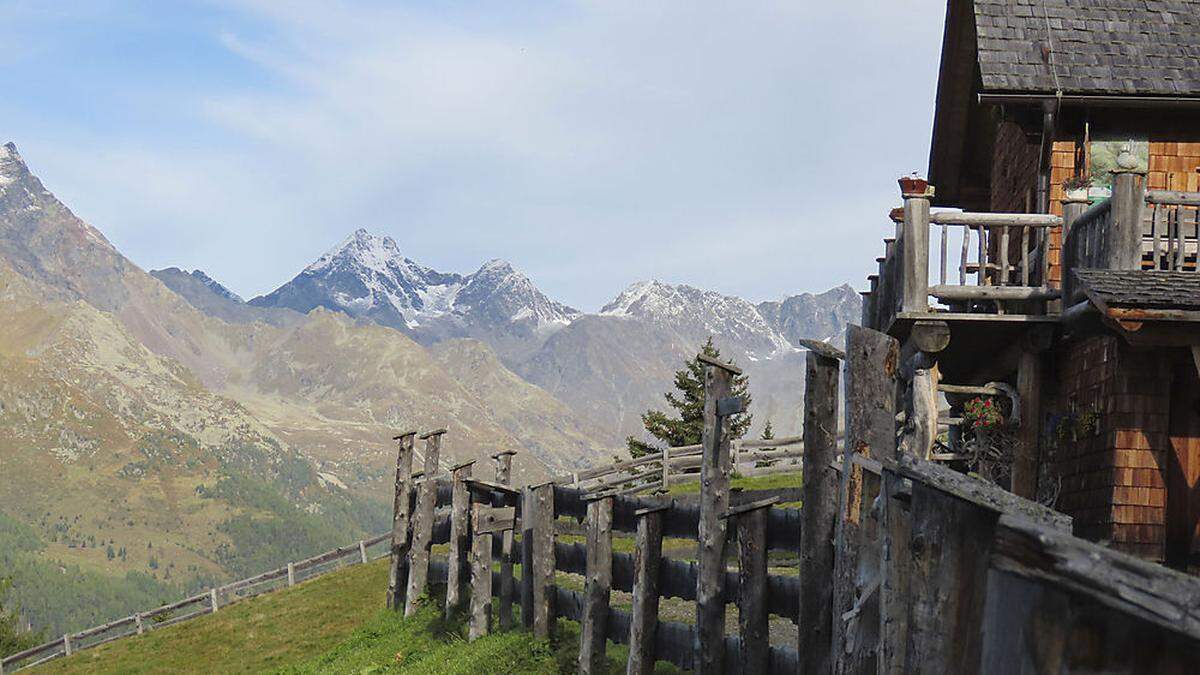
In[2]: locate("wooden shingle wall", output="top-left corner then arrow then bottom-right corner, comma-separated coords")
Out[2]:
1148,142 -> 1200,193
1048,336 -> 1172,560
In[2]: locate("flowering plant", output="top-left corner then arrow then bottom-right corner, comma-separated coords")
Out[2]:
964,396 -> 1004,430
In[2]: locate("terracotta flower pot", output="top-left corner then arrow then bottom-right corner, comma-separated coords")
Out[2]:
898,175 -> 929,196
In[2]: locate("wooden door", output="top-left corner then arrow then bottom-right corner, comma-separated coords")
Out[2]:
1166,361 -> 1200,570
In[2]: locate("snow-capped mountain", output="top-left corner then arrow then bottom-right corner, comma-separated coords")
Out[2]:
600,280 -> 793,359
249,229 -> 579,335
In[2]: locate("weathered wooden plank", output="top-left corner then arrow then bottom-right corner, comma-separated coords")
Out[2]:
531,483 -> 556,638
580,496 -> 614,674
800,347 -> 840,675
447,460 -> 474,613
930,212 -> 1061,227
405,429 -> 445,615
732,502 -> 770,674
1012,348 -> 1042,499
833,325 -> 898,674
879,470 -> 913,675
387,432 -> 417,611
901,481 -> 999,672
492,451 -> 516,631
696,357 -> 738,673
469,503 -> 493,641
628,506 -> 667,675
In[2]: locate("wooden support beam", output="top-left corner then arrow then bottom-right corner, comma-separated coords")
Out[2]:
627,505 -> 668,675
799,347 -> 841,675
406,430 -> 444,616
579,496 -> 614,674
469,503 -> 494,641
901,182 -> 932,313
1013,349 -> 1043,499
1109,168 -> 1147,270
696,358 -> 738,673
387,432 -> 417,611
446,460 -> 474,614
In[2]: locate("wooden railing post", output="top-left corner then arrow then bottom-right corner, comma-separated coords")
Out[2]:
628,504 -> 668,675
695,353 -> 741,673
1109,166 -> 1147,271
387,431 -> 417,611
524,482 -> 556,638
579,495 -> 614,674
405,428 -> 446,616
493,451 -> 518,630
447,459 -> 475,614
469,502 -> 494,641
1060,196 -> 1090,304
798,340 -> 844,674
358,539 -> 368,564
660,446 -> 670,492
833,325 -> 899,673
900,177 -> 932,313
725,497 -> 778,674
287,562 -> 295,587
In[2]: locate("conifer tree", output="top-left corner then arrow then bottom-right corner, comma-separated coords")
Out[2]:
626,337 -> 752,458
0,578 -> 40,658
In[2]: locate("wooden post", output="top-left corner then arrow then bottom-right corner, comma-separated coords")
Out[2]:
1013,348 -> 1044,499
798,341 -> 843,675
695,353 -> 740,673
135,612 -> 144,635
528,483 -> 556,638
628,505 -> 668,675
287,562 -> 295,587
62,634 -> 72,657
725,497 -> 778,675
210,588 -> 219,613
447,459 -> 475,614
900,179 -> 932,314
358,540 -> 368,564
469,503 -> 494,641
387,432 -> 417,611
833,326 -> 898,674
493,451 -> 517,630
579,496 -> 614,674
661,446 -> 670,492
1109,167 -> 1147,271
406,428 -> 446,616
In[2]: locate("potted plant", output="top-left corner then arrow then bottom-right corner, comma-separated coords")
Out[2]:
1062,175 -> 1092,201
898,173 -> 932,197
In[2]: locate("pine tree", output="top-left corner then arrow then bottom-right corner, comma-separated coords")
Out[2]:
626,337 -> 752,458
756,420 -> 777,468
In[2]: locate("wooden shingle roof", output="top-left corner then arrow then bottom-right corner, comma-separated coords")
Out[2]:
1075,269 -> 1200,311
974,0 -> 1200,96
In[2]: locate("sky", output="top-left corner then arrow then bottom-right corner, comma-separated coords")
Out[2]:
0,0 -> 947,311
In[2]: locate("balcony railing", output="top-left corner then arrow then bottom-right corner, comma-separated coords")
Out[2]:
864,171 -> 1200,332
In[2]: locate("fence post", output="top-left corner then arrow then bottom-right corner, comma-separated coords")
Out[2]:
798,340 -> 843,675
210,588 -> 219,613
725,497 -> 777,675
406,428 -> 446,616
358,539 -> 368,564
580,495 -> 614,674
833,325 -> 898,673
660,446 -> 670,492
1109,165 -> 1147,271
387,432 -> 417,611
528,482 -> 556,638
695,353 -> 741,673
468,502 -> 494,641
446,459 -> 475,614
880,469 -> 913,674
628,504 -> 668,675
135,612 -> 144,635
900,177 -> 932,314
494,451 -> 517,630
287,562 -> 295,587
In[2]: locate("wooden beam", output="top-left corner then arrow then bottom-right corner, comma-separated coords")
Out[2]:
696,358 -> 736,673
627,505 -> 668,675
799,348 -> 840,675
1012,349 -> 1043,499
468,503 -> 493,641
446,461 -> 473,614
405,431 -> 443,615
579,496 -> 613,674
387,432 -> 416,611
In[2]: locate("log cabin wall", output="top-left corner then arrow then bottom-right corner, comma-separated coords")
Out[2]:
1046,335 -> 1174,561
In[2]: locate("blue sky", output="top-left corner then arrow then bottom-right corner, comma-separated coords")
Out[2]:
1,1 -> 946,310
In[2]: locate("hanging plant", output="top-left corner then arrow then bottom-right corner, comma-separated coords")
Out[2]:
964,396 -> 1004,431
